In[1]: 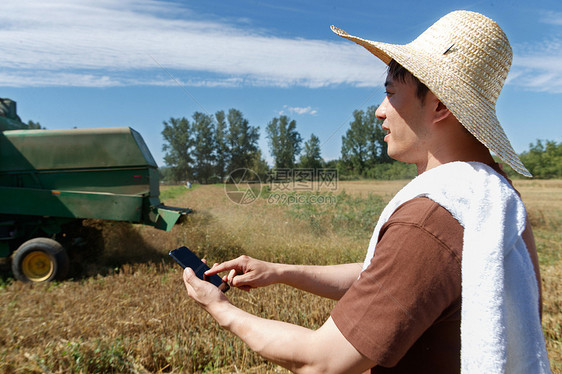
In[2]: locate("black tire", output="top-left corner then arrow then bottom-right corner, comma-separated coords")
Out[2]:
12,238 -> 69,282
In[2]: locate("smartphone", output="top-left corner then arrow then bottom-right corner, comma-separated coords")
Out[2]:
169,246 -> 229,292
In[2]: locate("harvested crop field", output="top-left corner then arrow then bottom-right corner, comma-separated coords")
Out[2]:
1,180 -> 560,373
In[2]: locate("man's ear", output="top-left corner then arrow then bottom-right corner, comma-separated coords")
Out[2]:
433,101 -> 452,123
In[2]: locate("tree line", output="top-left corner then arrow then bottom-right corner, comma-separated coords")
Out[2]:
506,139 -> 562,179
162,109 -> 262,183
160,108 -> 332,183
160,107 -> 561,182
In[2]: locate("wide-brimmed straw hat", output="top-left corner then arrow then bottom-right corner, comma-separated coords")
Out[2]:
331,10 -> 531,177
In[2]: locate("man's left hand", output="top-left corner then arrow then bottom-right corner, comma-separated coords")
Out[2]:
183,267 -> 229,310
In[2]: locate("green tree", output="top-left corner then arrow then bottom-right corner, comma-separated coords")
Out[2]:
341,105 -> 389,176
158,166 -> 174,183
248,149 -> 270,181
519,139 -> 562,179
27,120 -> 44,129
162,117 -> 192,181
227,109 -> 260,172
266,115 -> 302,169
365,106 -> 391,166
341,110 -> 372,175
214,110 -> 229,181
191,112 -> 216,184
299,133 -> 323,170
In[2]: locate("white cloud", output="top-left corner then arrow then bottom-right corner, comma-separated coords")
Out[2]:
0,0 -> 382,88
509,11 -> 562,94
279,105 -> 318,116
511,47 -> 562,94
541,10 -> 562,26
5,0 -> 560,94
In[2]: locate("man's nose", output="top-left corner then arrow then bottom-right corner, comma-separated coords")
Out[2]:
375,98 -> 387,121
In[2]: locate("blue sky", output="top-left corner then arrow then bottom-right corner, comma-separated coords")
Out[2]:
2,0 -> 561,168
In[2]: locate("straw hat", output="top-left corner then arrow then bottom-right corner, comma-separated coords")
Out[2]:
331,10 -> 531,177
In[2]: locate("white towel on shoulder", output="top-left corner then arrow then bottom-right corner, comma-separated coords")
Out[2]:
362,161 -> 551,373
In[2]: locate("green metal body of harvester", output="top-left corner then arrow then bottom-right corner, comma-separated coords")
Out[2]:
0,98 -> 190,282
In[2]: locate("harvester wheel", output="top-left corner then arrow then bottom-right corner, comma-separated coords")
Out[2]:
12,238 -> 69,282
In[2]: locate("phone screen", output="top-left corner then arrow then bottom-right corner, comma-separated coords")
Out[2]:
169,246 -> 229,292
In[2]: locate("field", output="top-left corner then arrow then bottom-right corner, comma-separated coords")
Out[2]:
0,179 -> 560,373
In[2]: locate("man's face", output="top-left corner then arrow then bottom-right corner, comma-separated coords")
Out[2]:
375,75 -> 433,165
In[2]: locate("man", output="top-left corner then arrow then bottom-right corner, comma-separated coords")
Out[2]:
182,10 -> 551,373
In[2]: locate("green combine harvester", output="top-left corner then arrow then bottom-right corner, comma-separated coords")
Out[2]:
0,98 -> 190,282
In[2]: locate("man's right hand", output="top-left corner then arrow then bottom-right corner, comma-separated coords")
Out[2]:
204,255 -> 279,291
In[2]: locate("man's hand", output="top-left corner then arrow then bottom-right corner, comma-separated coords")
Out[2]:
183,267 -> 229,310
206,256 -> 362,299
204,255 -> 279,291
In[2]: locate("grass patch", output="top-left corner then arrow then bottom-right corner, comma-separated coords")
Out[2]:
160,184 -> 191,202
285,191 -> 385,237
535,229 -> 562,267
